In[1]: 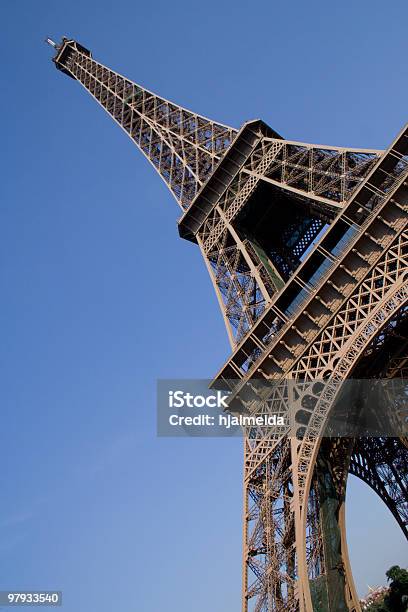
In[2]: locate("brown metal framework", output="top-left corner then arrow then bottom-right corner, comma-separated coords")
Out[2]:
47,37 -> 408,612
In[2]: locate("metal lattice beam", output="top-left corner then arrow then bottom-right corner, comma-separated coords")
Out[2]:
50,38 -> 236,209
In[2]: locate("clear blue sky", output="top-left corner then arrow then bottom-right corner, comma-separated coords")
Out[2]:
1,1 -> 407,610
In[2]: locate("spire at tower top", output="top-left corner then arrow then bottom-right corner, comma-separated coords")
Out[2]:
45,37 -> 58,49
48,37 -> 237,209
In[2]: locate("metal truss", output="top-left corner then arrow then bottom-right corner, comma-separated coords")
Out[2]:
48,38 -> 384,347
349,437 -> 408,537
49,38 -> 236,209
215,125 -> 408,612
245,137 -> 381,206
194,129 -> 383,345
48,38 -> 408,612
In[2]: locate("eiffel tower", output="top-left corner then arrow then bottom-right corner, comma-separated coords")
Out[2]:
46,37 -> 408,612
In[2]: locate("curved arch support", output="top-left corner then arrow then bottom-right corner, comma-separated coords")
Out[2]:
296,281 -> 408,611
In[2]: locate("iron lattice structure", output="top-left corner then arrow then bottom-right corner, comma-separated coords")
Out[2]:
47,38 -> 408,612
